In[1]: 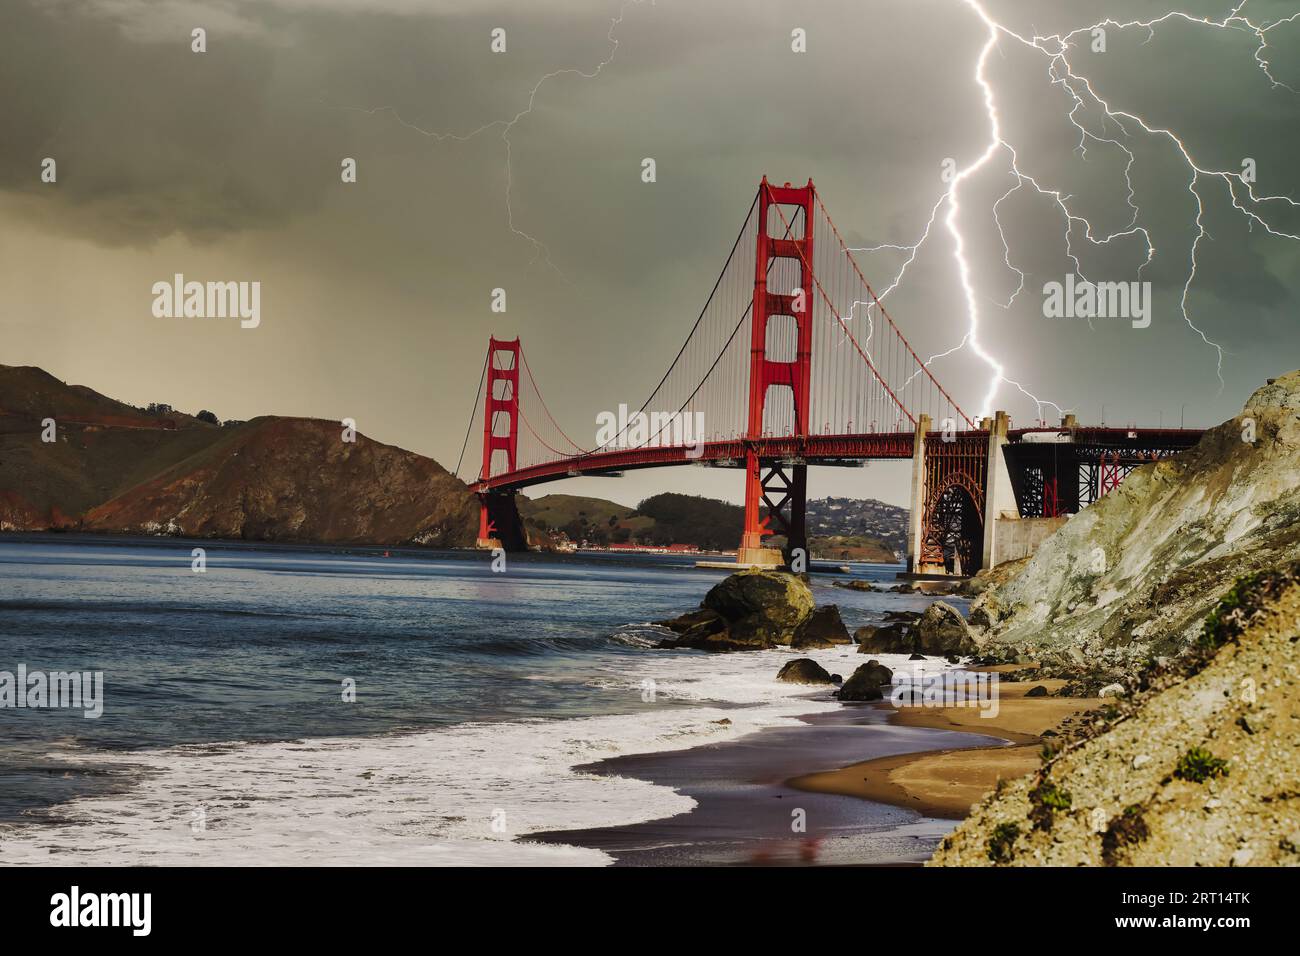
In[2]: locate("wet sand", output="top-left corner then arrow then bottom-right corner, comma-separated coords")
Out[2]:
530,672 -> 1101,864
790,678 -> 1101,820
526,700 -> 1005,866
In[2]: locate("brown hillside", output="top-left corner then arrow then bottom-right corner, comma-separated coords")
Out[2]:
0,365 -> 222,525
0,365 -> 207,429
83,417 -> 478,546
0,365 -> 478,546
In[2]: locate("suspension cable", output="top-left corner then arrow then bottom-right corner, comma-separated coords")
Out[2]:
765,186 -> 917,428
454,348 -> 489,480
815,191 -> 976,429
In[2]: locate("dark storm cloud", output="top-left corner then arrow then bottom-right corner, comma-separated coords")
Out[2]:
0,0 -> 661,245
11,0 -> 1296,303
1,0 -> 1298,501
0,0 -> 330,244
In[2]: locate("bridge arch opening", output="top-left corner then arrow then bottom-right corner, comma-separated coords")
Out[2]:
764,312 -> 798,363
759,384 -> 797,438
923,481 -> 984,576
487,448 -> 513,477
764,204 -> 806,240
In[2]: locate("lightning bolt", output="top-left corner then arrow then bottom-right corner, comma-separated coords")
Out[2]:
340,0 -> 649,279
863,0 -> 1299,419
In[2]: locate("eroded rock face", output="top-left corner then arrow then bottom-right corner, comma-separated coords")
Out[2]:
917,601 -> 979,656
658,569 -> 815,652
837,660 -> 894,701
931,568 -> 1300,867
971,369 -> 1300,665
776,658 -> 834,685
791,605 -> 852,649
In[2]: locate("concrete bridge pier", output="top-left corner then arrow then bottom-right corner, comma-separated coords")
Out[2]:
980,411 -> 1016,572
905,414 -> 930,573
906,410 -> 1015,577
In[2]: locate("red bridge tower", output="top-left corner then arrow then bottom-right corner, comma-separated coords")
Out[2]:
739,178 -> 815,567
476,337 -> 527,550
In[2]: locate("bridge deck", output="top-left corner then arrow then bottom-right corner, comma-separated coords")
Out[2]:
470,426 -> 1208,493
470,431 -> 918,492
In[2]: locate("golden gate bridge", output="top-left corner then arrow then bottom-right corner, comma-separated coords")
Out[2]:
456,178 -> 1203,575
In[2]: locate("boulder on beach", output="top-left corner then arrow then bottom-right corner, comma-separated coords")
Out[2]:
657,568 -> 815,652
855,622 -> 916,654
837,659 -> 894,702
917,601 -> 978,656
791,604 -> 853,649
704,568 -> 815,630
776,658 -> 834,685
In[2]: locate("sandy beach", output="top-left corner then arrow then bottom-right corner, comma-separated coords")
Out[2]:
527,698 -> 1005,865
790,674 -> 1102,820
530,665 -> 1103,864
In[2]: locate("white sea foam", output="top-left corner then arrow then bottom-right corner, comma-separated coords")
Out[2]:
0,645 -> 953,866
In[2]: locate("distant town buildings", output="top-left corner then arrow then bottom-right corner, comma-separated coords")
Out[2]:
804,496 -> 908,553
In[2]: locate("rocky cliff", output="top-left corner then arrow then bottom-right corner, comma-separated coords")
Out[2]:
932,564 -> 1300,866
970,370 -> 1300,673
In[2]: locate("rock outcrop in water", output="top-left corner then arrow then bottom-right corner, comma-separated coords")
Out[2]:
932,564 -> 1300,866
836,660 -> 894,701
791,605 -> 853,649
658,568 -> 817,652
776,658 -> 835,684
970,370 -> 1300,677
850,605 -> 977,658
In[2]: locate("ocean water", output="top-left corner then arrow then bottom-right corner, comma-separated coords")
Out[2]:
0,535 -> 964,865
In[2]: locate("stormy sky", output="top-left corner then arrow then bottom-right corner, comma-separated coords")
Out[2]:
2,0 -> 1297,508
